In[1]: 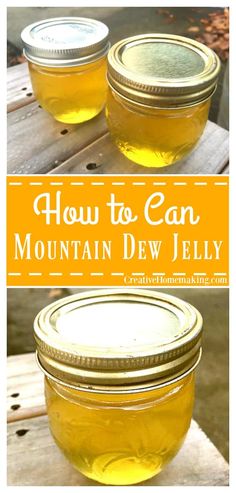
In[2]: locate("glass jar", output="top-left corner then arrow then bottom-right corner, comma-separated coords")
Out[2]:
21,17 -> 110,124
34,289 -> 203,485
106,34 -> 220,167
45,372 -> 194,485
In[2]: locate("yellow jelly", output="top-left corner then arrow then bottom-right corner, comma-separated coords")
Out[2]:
34,289 -> 203,485
107,34 -> 220,168
45,372 -> 194,485
28,58 -> 107,124
21,17 -> 109,124
106,88 -> 210,167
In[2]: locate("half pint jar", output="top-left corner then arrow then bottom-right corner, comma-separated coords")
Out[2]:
106,34 -> 220,167
34,289 -> 203,485
21,17 -> 110,123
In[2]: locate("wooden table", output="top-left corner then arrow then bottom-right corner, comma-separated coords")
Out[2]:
7,63 -> 229,175
7,353 -> 229,486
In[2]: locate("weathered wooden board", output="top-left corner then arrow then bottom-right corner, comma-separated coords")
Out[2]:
7,103 -> 107,174
7,417 -> 229,486
50,120 -> 229,175
7,353 -> 45,423
7,353 -> 229,486
223,164 -> 229,174
8,104 -> 229,174
7,62 -> 34,112
7,62 -> 229,175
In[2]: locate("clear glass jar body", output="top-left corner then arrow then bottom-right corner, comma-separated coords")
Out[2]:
45,372 -> 195,485
106,87 -> 211,167
28,57 -> 107,124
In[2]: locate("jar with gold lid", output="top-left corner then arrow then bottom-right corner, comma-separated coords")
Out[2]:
21,17 -> 109,123
34,289 -> 203,485
106,34 -> 220,167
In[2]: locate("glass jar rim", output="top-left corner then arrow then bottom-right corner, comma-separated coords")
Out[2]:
21,16 -> 110,67
34,289 -> 203,389
40,349 -> 201,394
107,33 -> 220,108
108,80 -> 216,110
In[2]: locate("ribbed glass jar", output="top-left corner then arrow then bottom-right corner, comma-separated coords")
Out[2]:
106,88 -> 211,167
21,17 -> 109,123
34,289 -> 203,485
106,34 -> 220,167
45,371 -> 195,485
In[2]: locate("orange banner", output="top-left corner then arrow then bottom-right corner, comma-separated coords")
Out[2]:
7,175 -> 228,287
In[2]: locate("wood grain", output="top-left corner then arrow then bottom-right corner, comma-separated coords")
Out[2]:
7,353 -> 45,423
7,104 -> 107,174
7,417 -> 229,486
7,63 -> 229,175
50,120 -> 229,175
222,164 -> 229,174
7,63 -> 34,112
8,98 -> 229,174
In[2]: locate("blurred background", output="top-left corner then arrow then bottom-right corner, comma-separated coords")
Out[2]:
7,287 -> 229,462
7,6 -> 229,129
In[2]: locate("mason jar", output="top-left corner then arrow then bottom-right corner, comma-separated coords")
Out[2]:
34,289 -> 203,485
106,34 -> 220,167
21,17 -> 110,124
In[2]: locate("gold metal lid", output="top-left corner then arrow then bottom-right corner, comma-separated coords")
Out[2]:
107,34 -> 220,108
21,17 -> 110,67
34,289 -> 203,392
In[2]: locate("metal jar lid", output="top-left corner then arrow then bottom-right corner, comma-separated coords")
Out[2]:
34,289 -> 203,392
107,34 -> 220,108
21,17 -> 110,67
